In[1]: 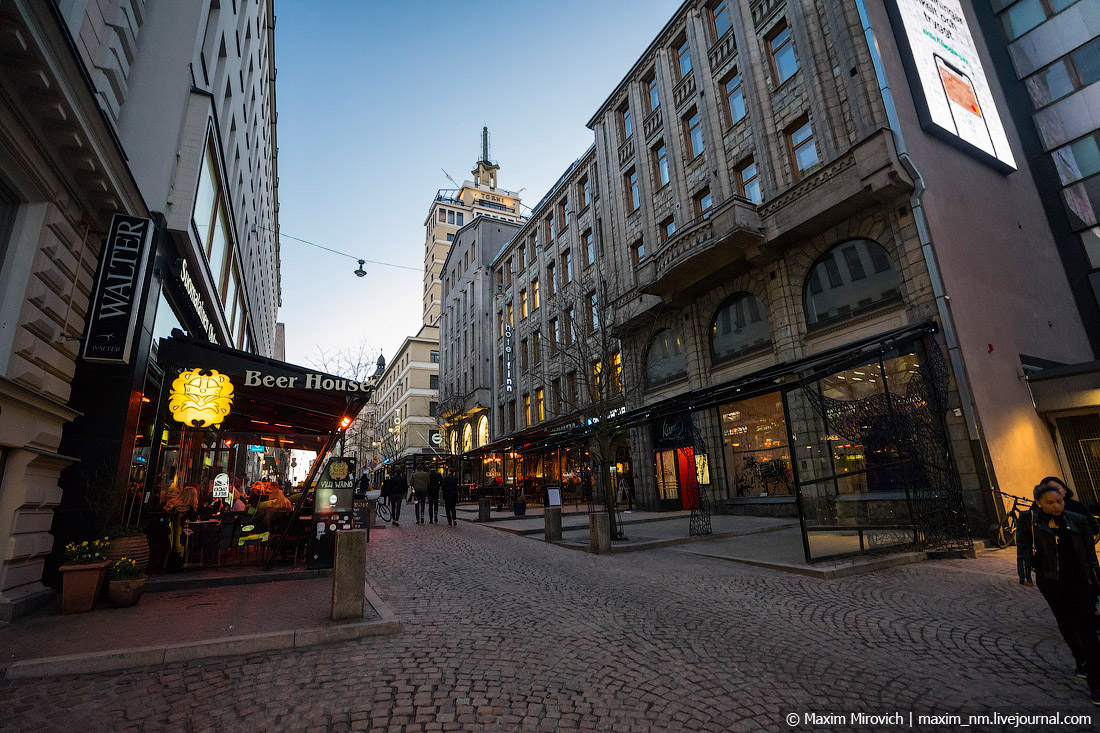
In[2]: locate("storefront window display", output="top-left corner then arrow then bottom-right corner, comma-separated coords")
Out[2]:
787,347 -> 924,560
719,392 -> 791,497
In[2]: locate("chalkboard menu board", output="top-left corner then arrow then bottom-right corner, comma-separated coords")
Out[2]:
308,457 -> 357,569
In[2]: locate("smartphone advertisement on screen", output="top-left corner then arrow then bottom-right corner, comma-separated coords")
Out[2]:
886,0 -> 1016,172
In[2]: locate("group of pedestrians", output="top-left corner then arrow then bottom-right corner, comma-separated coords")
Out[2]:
1017,476 -> 1100,705
377,465 -> 460,527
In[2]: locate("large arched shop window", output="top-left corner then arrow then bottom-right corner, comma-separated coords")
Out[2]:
449,430 -> 458,455
645,329 -> 688,386
711,292 -> 771,363
804,239 -> 901,326
462,423 -> 473,452
477,415 -> 489,447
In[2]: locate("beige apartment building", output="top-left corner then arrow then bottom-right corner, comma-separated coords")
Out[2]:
477,0 -> 1092,562
370,325 -> 443,474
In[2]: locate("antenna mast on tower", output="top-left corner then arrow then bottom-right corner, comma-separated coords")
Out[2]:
479,126 -> 492,164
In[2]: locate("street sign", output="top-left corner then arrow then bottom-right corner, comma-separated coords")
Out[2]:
248,444 -> 265,453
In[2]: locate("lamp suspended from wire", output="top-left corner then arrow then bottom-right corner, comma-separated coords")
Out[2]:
354,260 -> 367,278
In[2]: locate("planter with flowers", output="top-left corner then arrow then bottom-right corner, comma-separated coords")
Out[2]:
107,557 -> 146,608
59,537 -> 110,614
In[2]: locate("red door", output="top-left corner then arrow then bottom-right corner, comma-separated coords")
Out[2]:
677,447 -> 699,510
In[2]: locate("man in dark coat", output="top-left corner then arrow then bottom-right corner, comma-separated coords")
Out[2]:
427,468 -> 442,524
442,466 -> 460,527
381,471 -> 406,526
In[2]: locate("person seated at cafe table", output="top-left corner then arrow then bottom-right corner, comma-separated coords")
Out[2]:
259,486 -> 293,511
165,485 -> 199,518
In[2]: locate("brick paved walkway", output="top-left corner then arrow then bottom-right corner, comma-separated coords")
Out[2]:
0,521 -> 1095,731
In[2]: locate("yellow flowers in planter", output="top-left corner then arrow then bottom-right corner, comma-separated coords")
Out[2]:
109,557 -> 144,580
63,537 -> 109,565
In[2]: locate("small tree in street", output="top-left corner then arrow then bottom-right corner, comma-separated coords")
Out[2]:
537,276 -> 631,539
308,340 -> 383,467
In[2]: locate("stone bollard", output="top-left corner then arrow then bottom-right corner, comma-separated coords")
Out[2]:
544,506 -> 562,542
332,529 -> 367,621
478,498 -> 492,522
588,511 -> 611,554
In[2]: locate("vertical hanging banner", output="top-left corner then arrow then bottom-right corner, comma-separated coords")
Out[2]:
82,214 -> 154,364
885,0 -> 1016,173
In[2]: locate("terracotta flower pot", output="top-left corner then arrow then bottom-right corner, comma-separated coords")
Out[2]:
59,561 -> 110,614
108,577 -> 147,608
106,535 -> 150,571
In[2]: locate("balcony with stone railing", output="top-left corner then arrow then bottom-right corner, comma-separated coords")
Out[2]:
751,0 -> 785,28
617,135 -> 635,169
642,196 -> 765,298
708,29 -> 737,72
643,107 -> 663,141
673,71 -> 697,111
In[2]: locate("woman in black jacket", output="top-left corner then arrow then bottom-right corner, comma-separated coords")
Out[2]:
1018,482 -> 1100,705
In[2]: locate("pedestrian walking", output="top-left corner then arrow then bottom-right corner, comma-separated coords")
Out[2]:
442,465 -> 459,527
412,466 -> 430,524
381,471 -> 406,526
356,467 -> 371,497
1018,482 -> 1100,705
428,468 -> 442,524
1041,476 -> 1100,535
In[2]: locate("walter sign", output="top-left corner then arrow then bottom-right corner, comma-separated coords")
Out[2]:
82,215 -> 154,364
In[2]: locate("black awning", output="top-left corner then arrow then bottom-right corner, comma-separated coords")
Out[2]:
156,333 -> 372,437
614,319 -> 937,429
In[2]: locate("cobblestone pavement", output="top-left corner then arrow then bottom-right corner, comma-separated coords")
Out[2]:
1,522 -> 1096,732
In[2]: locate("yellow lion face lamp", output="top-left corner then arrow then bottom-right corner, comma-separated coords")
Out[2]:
169,369 -> 234,427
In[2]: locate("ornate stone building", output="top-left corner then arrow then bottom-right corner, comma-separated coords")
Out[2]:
481,0 -> 1091,560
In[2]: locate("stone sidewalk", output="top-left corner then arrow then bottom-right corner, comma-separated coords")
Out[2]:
0,574 -> 399,680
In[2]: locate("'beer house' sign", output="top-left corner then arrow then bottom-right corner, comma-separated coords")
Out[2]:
82,214 -> 154,364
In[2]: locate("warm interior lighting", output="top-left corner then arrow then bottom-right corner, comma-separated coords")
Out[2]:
340,416 -> 352,428
168,368 -> 234,428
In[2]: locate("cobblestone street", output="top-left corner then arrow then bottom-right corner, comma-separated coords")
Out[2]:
1,522 -> 1096,732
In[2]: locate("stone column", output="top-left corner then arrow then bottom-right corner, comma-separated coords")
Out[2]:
331,530 -> 366,621
589,512 -> 611,554
478,498 -> 492,522
545,506 -> 562,542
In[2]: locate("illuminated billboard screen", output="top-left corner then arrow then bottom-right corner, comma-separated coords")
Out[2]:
886,0 -> 1016,172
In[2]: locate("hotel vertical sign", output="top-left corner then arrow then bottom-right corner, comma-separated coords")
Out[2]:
82,214 -> 154,364
503,323 -> 514,393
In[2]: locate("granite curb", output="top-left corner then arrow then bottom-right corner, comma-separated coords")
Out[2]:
0,580 -> 400,681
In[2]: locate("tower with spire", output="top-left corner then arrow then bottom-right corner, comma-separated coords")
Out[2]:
420,128 -> 524,327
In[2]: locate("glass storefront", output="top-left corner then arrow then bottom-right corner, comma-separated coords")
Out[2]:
719,392 -> 791,498
787,346 -> 925,560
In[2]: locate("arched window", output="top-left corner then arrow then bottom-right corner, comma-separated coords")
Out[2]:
804,239 -> 900,326
646,329 -> 687,386
462,423 -> 473,452
477,415 -> 489,447
711,292 -> 770,363
449,430 -> 458,455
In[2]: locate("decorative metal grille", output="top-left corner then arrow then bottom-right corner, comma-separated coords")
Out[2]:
801,336 -> 972,553
684,414 -> 713,537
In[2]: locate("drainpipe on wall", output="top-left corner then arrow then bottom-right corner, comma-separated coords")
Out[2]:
854,0 -> 1001,518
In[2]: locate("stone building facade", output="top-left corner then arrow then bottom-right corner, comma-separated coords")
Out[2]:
438,216 -> 521,462
477,0 -> 1090,559
0,0 -> 280,618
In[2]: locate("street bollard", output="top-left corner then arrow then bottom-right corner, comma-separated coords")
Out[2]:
478,498 -> 491,522
332,529 -> 367,621
588,511 -> 611,554
544,506 -> 562,542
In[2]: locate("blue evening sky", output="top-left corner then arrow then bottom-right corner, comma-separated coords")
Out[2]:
274,0 -> 678,368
